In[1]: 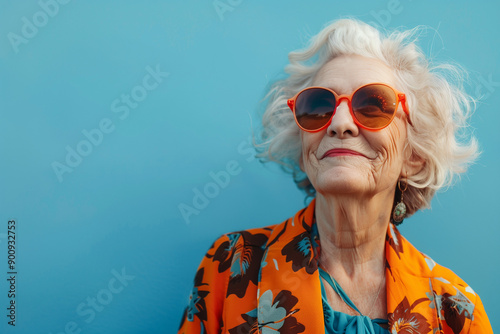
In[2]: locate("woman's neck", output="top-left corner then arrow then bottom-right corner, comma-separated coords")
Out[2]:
315,192 -> 392,277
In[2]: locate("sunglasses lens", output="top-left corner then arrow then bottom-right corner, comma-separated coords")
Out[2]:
351,84 -> 397,129
295,88 -> 336,131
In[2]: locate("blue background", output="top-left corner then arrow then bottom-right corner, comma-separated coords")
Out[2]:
1,1 -> 499,333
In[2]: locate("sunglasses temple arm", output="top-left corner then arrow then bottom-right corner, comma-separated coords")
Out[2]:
399,94 -> 413,126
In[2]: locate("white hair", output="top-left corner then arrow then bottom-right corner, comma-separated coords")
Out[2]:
255,19 -> 479,216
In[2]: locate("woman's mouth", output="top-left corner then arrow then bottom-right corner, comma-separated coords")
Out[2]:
321,149 -> 366,159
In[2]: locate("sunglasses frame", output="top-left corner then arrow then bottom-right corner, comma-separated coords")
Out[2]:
287,82 -> 411,132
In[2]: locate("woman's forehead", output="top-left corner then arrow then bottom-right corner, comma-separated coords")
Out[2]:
312,55 -> 396,93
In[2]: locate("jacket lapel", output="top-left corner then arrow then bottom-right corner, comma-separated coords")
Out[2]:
257,199 -> 325,333
385,223 -> 440,332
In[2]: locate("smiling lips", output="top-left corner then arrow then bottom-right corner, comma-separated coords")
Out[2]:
322,149 -> 366,159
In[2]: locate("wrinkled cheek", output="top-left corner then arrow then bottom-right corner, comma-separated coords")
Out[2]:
376,126 -> 405,172
300,134 -> 320,175
388,134 -> 403,164
303,151 -> 319,179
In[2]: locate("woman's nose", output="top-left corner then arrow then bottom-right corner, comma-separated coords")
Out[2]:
326,100 -> 359,137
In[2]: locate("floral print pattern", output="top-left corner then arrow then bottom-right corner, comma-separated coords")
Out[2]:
207,230 -> 268,298
228,308 -> 258,334
178,199 -> 492,334
207,232 -> 239,273
281,219 -> 318,274
179,267 -> 209,333
258,290 -> 305,333
388,297 -> 431,333
228,290 -> 305,334
427,287 -> 475,334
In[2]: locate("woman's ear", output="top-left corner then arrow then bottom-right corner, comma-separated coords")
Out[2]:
403,151 -> 425,177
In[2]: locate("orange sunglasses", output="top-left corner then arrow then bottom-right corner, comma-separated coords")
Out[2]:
287,83 -> 410,132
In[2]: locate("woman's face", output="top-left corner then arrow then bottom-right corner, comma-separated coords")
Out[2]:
300,54 -> 410,198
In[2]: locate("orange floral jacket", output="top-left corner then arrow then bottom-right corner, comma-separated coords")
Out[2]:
178,199 -> 493,333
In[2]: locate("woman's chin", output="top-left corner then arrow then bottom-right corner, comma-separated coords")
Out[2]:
313,174 -> 371,196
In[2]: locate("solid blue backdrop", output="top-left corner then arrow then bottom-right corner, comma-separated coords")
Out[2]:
0,1 -> 499,333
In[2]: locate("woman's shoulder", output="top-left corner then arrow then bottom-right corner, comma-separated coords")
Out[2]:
179,223 -> 284,333
208,223 -> 279,251
211,213 -> 301,249
393,230 -> 473,292
388,228 -> 493,333
396,230 -> 471,287
203,222 -> 285,276
221,224 -> 277,240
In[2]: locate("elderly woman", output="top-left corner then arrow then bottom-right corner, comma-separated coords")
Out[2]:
178,19 -> 492,333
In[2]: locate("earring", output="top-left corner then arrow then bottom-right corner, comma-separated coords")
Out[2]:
391,178 -> 408,226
